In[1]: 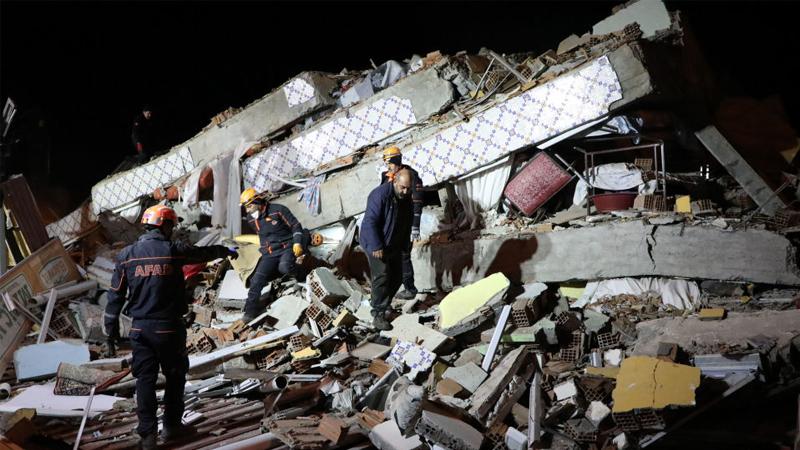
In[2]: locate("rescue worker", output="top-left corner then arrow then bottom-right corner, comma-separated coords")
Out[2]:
131,106 -> 155,164
240,188 -> 304,322
104,204 -> 238,449
379,146 -> 424,300
360,169 -> 415,331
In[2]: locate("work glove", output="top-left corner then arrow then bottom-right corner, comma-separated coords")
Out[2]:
411,227 -> 421,241
292,243 -> 304,257
227,247 -> 239,260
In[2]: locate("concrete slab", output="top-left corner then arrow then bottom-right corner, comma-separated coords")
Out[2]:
185,72 -> 339,165
411,221 -> 800,290
592,0 -> 672,39
369,420 -> 424,450
218,270 -> 250,300
381,314 -> 450,353
13,340 -> 90,381
469,346 -> 528,421
442,362 -> 488,393
415,409 -> 484,450
266,295 -> 309,329
351,343 -> 392,361
633,309 -> 800,356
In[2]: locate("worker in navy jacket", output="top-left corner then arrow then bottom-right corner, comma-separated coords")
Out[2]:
104,205 -> 237,449
360,169 -> 414,331
379,146 -> 424,300
239,188 -> 304,322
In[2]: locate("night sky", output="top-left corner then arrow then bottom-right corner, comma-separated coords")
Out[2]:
2,1 -> 799,219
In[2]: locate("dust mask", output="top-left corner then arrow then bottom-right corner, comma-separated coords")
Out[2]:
249,210 -> 259,220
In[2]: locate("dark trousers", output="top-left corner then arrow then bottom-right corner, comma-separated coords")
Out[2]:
129,319 -> 188,436
367,250 -> 403,317
401,249 -> 416,292
245,249 -> 295,316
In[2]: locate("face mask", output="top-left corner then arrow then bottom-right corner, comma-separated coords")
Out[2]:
249,210 -> 260,220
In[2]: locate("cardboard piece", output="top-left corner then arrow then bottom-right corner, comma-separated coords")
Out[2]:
611,356 -> 701,413
698,308 -> 726,321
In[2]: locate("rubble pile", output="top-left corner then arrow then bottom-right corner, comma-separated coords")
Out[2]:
2,0 -> 800,449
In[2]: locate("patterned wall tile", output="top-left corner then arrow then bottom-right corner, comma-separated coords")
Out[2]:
92,147 -> 195,213
283,78 -> 316,107
404,56 -> 622,186
46,203 -> 97,244
243,96 -> 416,192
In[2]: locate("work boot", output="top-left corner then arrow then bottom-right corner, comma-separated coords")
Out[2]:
138,431 -> 157,450
162,423 -> 196,442
395,288 -> 417,300
372,315 -> 393,331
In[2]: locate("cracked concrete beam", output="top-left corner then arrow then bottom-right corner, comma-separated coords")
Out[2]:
274,43 -> 654,231
696,126 -> 787,216
411,221 -> 800,289
90,72 -> 338,213
469,346 -> 529,421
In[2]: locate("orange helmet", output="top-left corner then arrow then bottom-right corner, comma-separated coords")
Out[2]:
382,146 -> 402,161
141,205 -> 178,226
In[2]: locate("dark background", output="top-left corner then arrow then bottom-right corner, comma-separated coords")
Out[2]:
2,1 -> 799,218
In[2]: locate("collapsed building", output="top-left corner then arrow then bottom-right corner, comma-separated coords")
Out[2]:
2,0 -> 800,448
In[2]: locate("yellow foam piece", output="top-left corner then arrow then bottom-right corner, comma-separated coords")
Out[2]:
291,347 -> 321,361
438,272 -> 509,329
559,284 -> 586,300
675,195 -> 691,213
612,356 -> 700,413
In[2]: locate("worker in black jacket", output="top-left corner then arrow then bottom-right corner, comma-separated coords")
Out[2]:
379,146 -> 424,300
240,188 -> 305,322
104,204 -> 238,449
131,106 -> 155,164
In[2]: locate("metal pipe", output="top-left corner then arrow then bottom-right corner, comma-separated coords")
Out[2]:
487,50 -> 528,83
482,305 -> 512,371
0,204 -> 7,275
31,280 -> 97,306
0,382 -> 11,399
260,375 -> 289,393
215,432 -> 281,450
37,288 -> 58,344
73,386 -> 95,450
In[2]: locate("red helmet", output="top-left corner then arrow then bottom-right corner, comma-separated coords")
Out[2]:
141,205 -> 178,226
